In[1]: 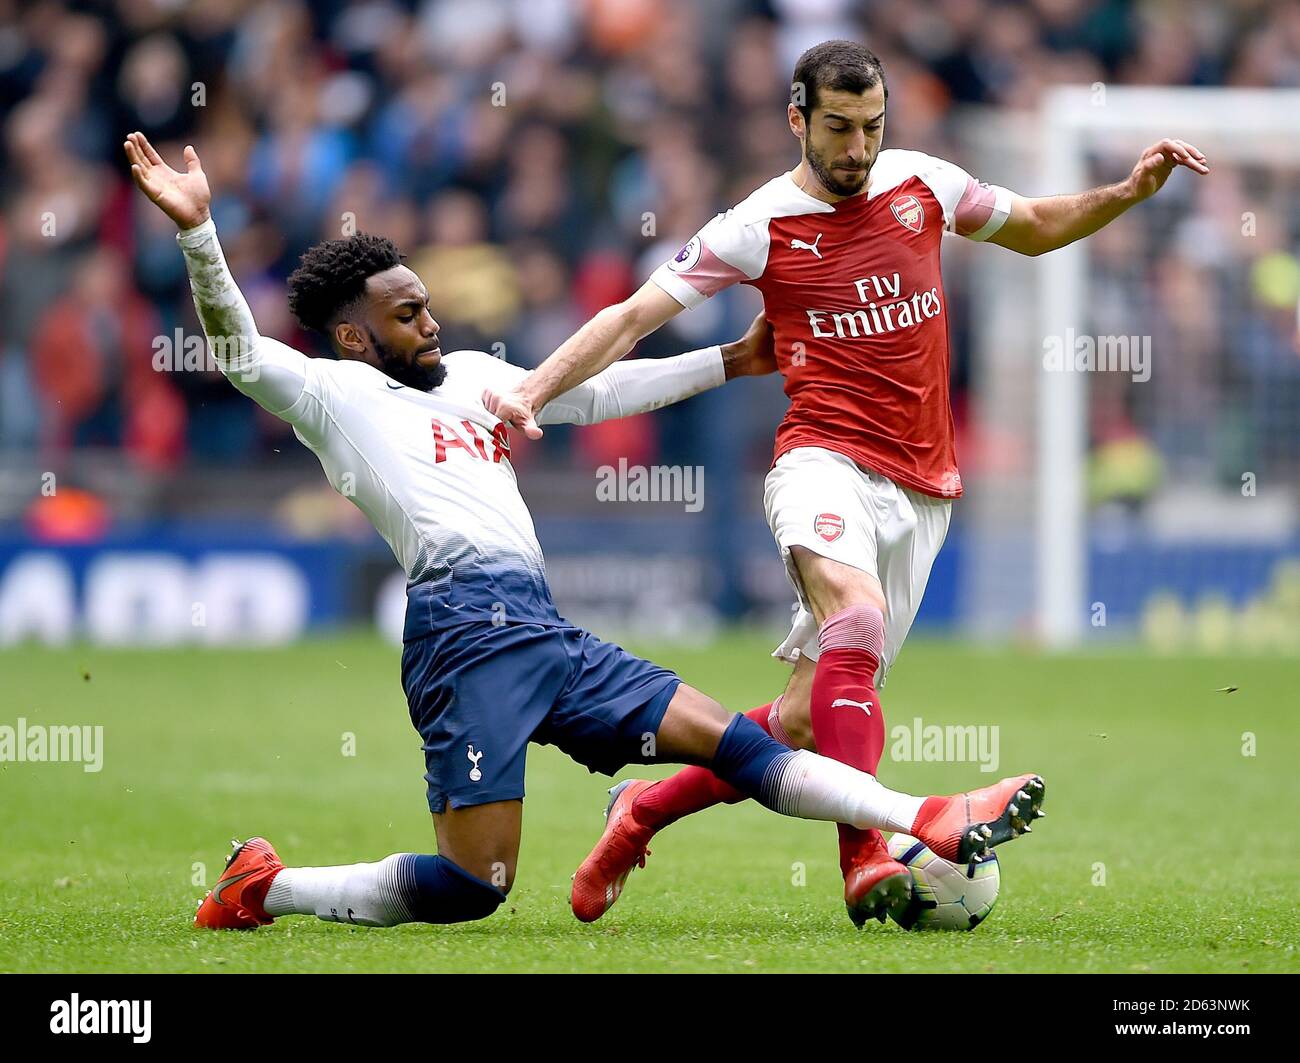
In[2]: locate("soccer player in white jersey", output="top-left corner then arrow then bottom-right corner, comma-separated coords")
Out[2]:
488,40 -> 1206,926
124,131 -> 1045,932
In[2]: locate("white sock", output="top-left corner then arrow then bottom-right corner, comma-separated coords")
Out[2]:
764,749 -> 925,832
264,853 -> 417,927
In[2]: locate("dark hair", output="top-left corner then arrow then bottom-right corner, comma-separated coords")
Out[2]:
286,233 -> 403,334
791,40 -> 888,121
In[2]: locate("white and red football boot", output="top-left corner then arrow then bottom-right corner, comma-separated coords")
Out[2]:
194,837 -> 283,930
570,780 -> 656,923
842,829 -> 914,927
912,774 -> 1047,865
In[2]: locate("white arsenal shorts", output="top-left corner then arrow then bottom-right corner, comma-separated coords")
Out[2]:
763,446 -> 952,685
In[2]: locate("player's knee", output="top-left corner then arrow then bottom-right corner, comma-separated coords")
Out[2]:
679,701 -> 732,752
415,855 -> 509,923
822,584 -> 887,621
655,685 -> 731,761
818,602 -> 886,659
459,855 -> 517,896
454,874 -> 508,921
791,547 -> 886,617
822,600 -> 886,632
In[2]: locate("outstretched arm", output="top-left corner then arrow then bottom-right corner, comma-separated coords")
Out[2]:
989,138 -> 1210,257
538,310 -> 775,426
124,131 -> 308,417
485,279 -> 686,438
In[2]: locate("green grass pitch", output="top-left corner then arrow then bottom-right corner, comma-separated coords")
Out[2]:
2,633 -> 1297,973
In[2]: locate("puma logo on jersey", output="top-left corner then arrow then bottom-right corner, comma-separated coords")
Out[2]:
831,698 -> 873,716
791,233 -> 823,258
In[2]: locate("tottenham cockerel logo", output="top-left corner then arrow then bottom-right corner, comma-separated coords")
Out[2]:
891,194 -> 925,233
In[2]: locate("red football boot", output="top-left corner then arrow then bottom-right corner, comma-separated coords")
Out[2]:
194,837 -> 283,930
570,780 -> 656,923
913,774 -> 1047,864
841,829 -> 913,928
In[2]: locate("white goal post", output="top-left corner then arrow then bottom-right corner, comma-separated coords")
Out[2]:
1035,86 -> 1300,647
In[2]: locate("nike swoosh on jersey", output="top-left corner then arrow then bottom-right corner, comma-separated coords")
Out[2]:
385,382 -> 404,390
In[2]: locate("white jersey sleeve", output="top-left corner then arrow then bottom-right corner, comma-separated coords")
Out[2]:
451,346 -> 726,426
887,150 -> 1013,242
649,211 -> 771,310
541,345 -> 724,425
648,174 -> 839,309
176,218 -> 336,439
172,220 -> 726,602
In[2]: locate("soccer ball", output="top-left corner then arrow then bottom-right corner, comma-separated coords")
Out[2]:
886,833 -> 1000,931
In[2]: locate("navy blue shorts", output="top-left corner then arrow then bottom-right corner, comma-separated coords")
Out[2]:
401,621 -> 681,813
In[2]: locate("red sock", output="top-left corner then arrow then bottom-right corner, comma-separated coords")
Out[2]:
808,605 -> 888,870
809,604 -> 886,771
634,703 -> 780,830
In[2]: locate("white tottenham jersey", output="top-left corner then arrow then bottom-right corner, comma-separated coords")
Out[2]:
177,219 -> 725,632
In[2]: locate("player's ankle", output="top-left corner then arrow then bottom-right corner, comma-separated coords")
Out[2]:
910,794 -> 949,834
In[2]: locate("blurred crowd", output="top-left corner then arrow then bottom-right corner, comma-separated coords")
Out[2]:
1,0 -> 1299,487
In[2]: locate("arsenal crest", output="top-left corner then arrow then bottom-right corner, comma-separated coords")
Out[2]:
891,193 -> 924,233
814,512 -> 844,542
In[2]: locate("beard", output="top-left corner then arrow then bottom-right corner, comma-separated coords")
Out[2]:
805,140 -> 870,198
370,329 -> 446,391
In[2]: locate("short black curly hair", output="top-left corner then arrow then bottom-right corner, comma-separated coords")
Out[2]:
286,233 -> 403,335
791,40 -> 888,122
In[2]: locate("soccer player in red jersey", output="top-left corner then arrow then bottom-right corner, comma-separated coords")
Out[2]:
488,40 -> 1208,926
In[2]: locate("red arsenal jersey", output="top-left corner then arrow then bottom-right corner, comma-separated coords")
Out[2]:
650,149 -> 1012,499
